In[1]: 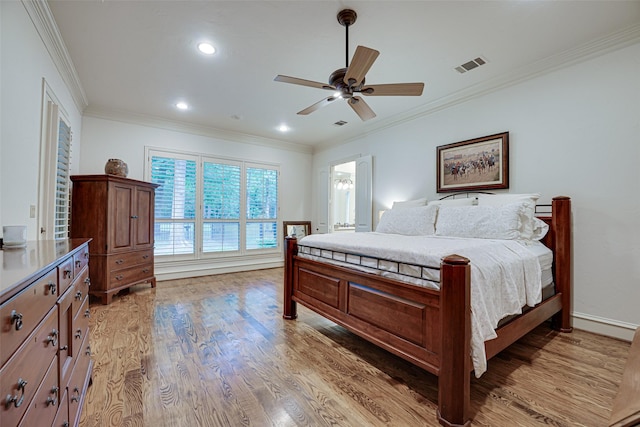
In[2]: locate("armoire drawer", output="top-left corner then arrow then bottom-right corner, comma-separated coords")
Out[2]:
108,262 -> 153,287
0,268 -> 59,366
107,249 -> 153,271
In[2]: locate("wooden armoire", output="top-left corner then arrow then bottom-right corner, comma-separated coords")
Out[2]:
70,175 -> 159,304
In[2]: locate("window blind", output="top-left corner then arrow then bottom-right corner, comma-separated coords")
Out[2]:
203,161 -> 241,252
246,166 -> 278,249
54,118 -> 72,239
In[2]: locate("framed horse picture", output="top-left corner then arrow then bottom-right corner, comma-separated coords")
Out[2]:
437,132 -> 509,193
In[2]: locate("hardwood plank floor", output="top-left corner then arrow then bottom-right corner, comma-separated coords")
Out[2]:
80,268 -> 629,427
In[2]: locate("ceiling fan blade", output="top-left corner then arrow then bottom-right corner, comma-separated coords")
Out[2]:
360,83 -> 424,96
297,96 -> 338,115
348,96 -> 376,121
343,46 -> 379,87
274,75 -> 335,91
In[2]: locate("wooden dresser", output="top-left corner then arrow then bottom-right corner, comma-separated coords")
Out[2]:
1,239 -> 92,427
70,175 -> 158,304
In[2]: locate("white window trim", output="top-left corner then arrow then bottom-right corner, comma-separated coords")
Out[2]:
38,79 -> 72,240
145,146 -> 281,262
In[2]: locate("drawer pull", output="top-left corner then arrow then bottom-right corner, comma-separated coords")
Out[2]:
70,387 -> 80,403
75,291 -> 83,300
75,329 -> 82,339
86,345 -> 92,356
5,378 -> 27,409
10,310 -> 23,331
75,260 -> 81,268
64,269 -> 72,279
84,252 -> 89,258
46,386 -> 59,406
115,274 -> 124,281
46,329 -> 59,346
115,259 -> 124,265
130,215 -> 138,219
60,345 -> 68,351
142,268 -> 150,274
84,309 -> 91,318
47,282 -> 57,295
85,277 -> 91,287
142,254 -> 149,259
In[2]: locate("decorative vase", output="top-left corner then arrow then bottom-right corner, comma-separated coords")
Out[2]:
105,159 -> 128,177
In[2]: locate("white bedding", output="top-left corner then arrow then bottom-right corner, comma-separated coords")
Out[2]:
297,232 -> 548,377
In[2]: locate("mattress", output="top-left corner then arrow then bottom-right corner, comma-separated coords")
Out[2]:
295,232 -> 553,376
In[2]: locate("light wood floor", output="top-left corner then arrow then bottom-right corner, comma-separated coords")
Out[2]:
79,268 -> 630,427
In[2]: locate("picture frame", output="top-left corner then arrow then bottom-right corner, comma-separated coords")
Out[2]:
437,132 -> 509,193
283,221 -> 311,240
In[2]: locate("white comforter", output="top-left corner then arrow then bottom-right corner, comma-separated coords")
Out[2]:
298,232 -> 544,377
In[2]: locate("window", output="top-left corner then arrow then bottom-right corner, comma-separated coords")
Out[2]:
147,149 -> 279,259
54,117 -> 72,239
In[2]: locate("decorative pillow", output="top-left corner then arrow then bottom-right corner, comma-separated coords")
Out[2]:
376,204 -> 438,235
435,204 -> 525,240
531,217 -> 549,240
428,197 -> 477,207
392,197 -> 428,209
477,193 -> 541,240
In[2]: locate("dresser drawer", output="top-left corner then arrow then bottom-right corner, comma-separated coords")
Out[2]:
68,331 -> 92,427
0,268 -> 58,366
18,356 -> 59,427
73,247 -> 90,277
109,262 -> 153,287
72,268 -> 90,319
72,297 -> 90,362
52,388 -> 69,427
0,306 -> 59,426
107,249 -> 153,271
58,257 -> 75,296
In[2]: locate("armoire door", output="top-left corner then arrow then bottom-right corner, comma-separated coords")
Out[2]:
134,185 -> 155,249
109,182 -> 134,251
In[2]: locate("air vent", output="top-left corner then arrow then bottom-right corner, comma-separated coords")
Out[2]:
455,56 -> 487,74
334,120 -> 348,126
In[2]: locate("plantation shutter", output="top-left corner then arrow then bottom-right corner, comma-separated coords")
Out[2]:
203,160 -> 241,252
54,117 -> 72,239
246,166 -> 278,249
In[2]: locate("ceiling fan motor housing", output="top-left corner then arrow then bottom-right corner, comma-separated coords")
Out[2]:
329,67 -> 364,97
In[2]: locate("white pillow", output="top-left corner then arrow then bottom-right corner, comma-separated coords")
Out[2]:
376,204 -> 438,235
392,197 -> 428,209
435,204 -> 525,240
531,217 -> 549,240
428,197 -> 476,207
477,193 -> 540,240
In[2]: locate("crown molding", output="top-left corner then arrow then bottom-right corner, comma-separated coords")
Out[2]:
313,22 -> 640,153
83,106 -> 314,155
22,0 -> 88,112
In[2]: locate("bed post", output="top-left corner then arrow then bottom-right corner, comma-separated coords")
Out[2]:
283,236 -> 298,320
552,196 -> 572,332
438,255 -> 471,427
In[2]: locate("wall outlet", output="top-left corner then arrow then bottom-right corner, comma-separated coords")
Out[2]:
30,205 -> 36,218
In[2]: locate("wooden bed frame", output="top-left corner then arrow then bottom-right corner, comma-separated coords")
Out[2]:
283,196 -> 572,427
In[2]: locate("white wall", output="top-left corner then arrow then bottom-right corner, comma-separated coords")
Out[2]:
80,116 -> 312,278
312,42 -> 640,339
0,1 -> 83,240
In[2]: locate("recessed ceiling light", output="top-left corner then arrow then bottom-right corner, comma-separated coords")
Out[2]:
176,102 -> 189,110
278,124 -> 290,132
198,42 -> 216,55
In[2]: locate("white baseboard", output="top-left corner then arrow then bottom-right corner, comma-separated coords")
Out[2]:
156,258 -> 284,281
572,311 -> 638,342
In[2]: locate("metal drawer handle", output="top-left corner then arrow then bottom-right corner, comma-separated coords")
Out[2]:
47,282 -> 57,295
85,309 -> 91,318
46,386 -> 59,406
142,268 -> 150,274
64,269 -> 72,279
115,275 -> 124,280
142,254 -> 149,259
70,387 -> 80,403
5,378 -> 27,409
130,215 -> 138,219
46,329 -> 59,346
60,345 -> 68,351
75,328 -> 82,339
75,260 -> 81,268
10,310 -> 23,331
75,291 -> 83,300
86,345 -> 92,356
84,252 -> 89,258
85,277 -> 91,286
115,259 -> 124,265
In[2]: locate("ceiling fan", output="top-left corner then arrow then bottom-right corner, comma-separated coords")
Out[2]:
274,9 -> 424,122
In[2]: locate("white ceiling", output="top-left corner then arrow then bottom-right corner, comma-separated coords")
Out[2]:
47,1 -> 640,149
